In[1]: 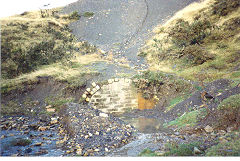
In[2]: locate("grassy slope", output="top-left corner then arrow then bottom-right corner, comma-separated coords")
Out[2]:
141,0 -> 240,82
1,9 -> 105,93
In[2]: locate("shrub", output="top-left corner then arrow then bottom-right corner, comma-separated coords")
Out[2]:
1,15 -> 76,79
217,94 -> 240,128
168,18 -> 213,47
139,149 -> 158,157
206,140 -> 240,156
164,142 -> 201,156
68,11 -> 81,20
212,0 -> 240,16
83,12 -> 94,17
181,44 -> 214,65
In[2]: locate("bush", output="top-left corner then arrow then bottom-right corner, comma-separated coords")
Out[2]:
168,18 -> 213,47
164,142 -> 201,156
206,140 -> 240,156
212,0 -> 240,16
182,44 -> 214,65
1,15 -> 76,79
217,94 -> 240,128
68,11 -> 81,20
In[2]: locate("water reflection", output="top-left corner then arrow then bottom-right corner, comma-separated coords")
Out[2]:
120,116 -> 170,133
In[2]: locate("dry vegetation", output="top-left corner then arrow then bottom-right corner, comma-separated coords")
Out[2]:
1,9 -> 105,94
140,0 -> 240,81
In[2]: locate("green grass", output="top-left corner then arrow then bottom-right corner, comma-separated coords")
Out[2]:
165,96 -> 184,112
216,94 -> 240,127
164,108 -> 207,129
141,0 -> 240,82
206,130 -> 240,156
139,149 -> 158,157
83,12 -> 94,17
218,94 -> 240,110
164,142 -> 202,156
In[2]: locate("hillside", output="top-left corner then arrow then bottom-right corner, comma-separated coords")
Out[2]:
1,0 -> 240,157
140,0 -> 240,82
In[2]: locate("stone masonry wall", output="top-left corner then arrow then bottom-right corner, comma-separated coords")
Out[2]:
88,78 -> 138,115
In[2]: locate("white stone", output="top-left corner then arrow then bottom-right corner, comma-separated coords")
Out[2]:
82,94 -> 87,98
94,149 -> 100,152
86,88 -> 91,92
89,133 -> 93,137
194,147 -> 201,154
204,125 -> 213,133
114,78 -> 119,82
86,97 -> 90,102
105,148 -> 109,152
108,79 -> 114,84
95,131 -> 100,135
99,113 -> 108,117
92,82 -> 97,87
96,85 -> 100,90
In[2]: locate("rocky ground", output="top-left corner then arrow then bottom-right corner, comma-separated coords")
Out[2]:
57,103 -> 137,156
0,116 -> 64,156
0,102 -> 137,156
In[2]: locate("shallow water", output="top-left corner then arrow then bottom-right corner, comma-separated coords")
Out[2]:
0,120 -> 64,156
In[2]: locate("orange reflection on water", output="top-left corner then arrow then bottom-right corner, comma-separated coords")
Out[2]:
137,93 -> 156,110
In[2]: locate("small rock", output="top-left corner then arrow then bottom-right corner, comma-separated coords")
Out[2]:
92,82 -> 97,87
204,125 -> 213,133
9,133 -> 14,136
174,132 -> 180,136
38,126 -> 50,131
86,88 -> 91,92
66,150 -> 71,154
89,133 -> 93,137
95,131 -> 100,135
105,148 -> 109,152
34,142 -> 42,146
56,140 -> 64,144
1,135 -> 5,139
218,130 -> 226,135
114,78 -> 119,82
45,105 -> 52,109
11,154 -> 18,157
194,147 -> 201,154
34,149 -> 48,155
82,94 -> 87,99
24,148 -> 32,153
99,113 -> 108,117
155,151 -> 165,156
108,79 -> 114,84
46,108 -> 55,112
95,85 -> 100,90
86,97 -> 90,102
76,149 -> 82,155
94,148 -> 100,152
50,119 -> 58,125
85,135 -> 89,139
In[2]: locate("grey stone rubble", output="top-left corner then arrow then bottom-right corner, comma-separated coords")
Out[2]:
62,103 -> 137,156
